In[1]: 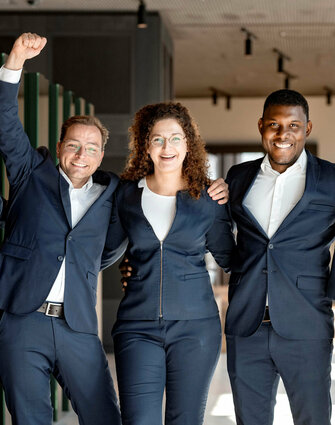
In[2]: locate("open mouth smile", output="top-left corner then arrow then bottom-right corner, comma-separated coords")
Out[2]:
71,162 -> 88,168
160,154 -> 176,160
273,142 -> 293,149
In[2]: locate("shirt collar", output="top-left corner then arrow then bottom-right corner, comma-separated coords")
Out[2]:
59,167 -> 93,192
261,149 -> 307,175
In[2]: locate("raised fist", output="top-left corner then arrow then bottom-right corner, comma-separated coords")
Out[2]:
5,32 -> 47,70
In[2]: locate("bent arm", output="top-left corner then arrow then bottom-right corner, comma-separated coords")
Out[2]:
0,33 -> 47,186
206,201 -> 235,271
100,190 -> 128,270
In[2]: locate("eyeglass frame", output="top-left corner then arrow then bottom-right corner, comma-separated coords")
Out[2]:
149,133 -> 187,148
61,139 -> 104,157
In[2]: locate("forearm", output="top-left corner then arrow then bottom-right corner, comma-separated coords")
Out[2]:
206,203 -> 235,271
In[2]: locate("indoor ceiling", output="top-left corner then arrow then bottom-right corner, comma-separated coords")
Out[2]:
1,0 -> 335,98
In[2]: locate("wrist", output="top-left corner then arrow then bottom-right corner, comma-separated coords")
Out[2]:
5,53 -> 25,71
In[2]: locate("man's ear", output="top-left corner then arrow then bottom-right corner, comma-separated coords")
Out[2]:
56,141 -> 61,159
306,120 -> 312,137
258,117 -> 264,135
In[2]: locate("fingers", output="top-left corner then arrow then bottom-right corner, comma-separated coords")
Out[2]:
6,32 -> 47,70
210,187 -> 229,201
121,278 -> 128,292
207,177 -> 227,194
21,33 -> 47,53
208,178 -> 229,204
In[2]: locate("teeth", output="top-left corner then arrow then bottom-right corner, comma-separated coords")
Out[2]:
161,155 -> 175,158
72,162 -> 87,167
274,142 -> 292,148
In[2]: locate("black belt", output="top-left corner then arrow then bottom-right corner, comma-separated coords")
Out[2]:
37,302 -> 64,318
263,306 -> 271,323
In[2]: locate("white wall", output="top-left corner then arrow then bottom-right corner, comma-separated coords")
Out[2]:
178,96 -> 335,163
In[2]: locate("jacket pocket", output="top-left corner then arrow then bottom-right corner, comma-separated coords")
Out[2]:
306,203 -> 335,212
296,275 -> 327,292
1,241 -> 33,260
184,271 -> 209,280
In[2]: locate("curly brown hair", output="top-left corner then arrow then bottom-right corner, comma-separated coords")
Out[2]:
121,102 -> 210,199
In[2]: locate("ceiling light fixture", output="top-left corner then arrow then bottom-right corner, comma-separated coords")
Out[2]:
283,72 -> 296,90
209,87 -> 232,110
137,0 -> 147,29
273,48 -> 291,73
211,90 -> 218,105
324,86 -> 332,105
241,28 -> 257,56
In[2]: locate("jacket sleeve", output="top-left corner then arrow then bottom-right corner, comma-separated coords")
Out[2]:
0,195 -> 6,229
0,81 -> 42,186
100,187 -> 128,270
205,200 -> 235,272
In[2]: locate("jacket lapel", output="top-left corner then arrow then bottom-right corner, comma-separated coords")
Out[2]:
59,173 -> 72,227
71,171 -> 119,228
233,158 -> 268,235
271,150 -> 319,238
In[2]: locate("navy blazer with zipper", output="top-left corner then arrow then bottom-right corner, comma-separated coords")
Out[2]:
105,180 -> 235,320
0,80 -> 125,335
225,151 -> 335,340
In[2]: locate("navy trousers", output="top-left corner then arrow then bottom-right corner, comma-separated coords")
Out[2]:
112,315 -> 222,425
226,323 -> 333,425
0,311 -> 121,425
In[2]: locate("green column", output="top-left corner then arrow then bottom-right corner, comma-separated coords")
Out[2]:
48,83 -> 60,164
50,376 -> 58,422
63,90 -> 73,122
24,73 -> 39,148
62,389 -> 69,412
85,101 -> 93,116
74,96 -> 82,115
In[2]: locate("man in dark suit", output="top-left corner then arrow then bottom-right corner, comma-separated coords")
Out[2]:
0,33 -> 126,425
225,89 -> 334,425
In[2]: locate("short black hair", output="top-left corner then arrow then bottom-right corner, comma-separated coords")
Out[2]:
263,89 -> 309,121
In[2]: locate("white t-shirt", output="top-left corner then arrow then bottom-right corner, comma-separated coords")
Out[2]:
139,177 -> 176,242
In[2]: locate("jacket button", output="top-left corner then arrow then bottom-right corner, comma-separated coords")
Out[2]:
67,236 -> 72,241
268,244 -> 274,249
262,269 -> 268,274
57,256 -> 64,261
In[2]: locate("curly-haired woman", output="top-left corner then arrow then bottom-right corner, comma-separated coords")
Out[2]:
107,102 -> 235,425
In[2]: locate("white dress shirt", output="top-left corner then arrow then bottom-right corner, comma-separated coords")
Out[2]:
139,177 -> 176,242
244,150 -> 307,238
244,151 -> 307,306
0,65 -> 106,303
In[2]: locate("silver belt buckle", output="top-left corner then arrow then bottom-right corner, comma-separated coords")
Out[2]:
45,302 -> 62,317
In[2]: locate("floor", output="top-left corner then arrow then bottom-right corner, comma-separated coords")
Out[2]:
49,351 -> 335,425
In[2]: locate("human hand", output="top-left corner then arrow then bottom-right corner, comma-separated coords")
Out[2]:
5,32 -> 47,71
119,257 -> 132,291
207,178 -> 229,205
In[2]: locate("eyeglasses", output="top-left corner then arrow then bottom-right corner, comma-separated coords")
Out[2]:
62,140 -> 103,157
149,134 -> 186,147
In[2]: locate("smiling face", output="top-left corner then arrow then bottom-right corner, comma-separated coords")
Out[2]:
56,124 -> 104,188
147,118 -> 188,175
258,104 -> 312,173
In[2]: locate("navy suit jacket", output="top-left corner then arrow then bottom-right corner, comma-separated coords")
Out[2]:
225,151 -> 335,340
0,80 -> 125,334
106,180 -> 235,320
